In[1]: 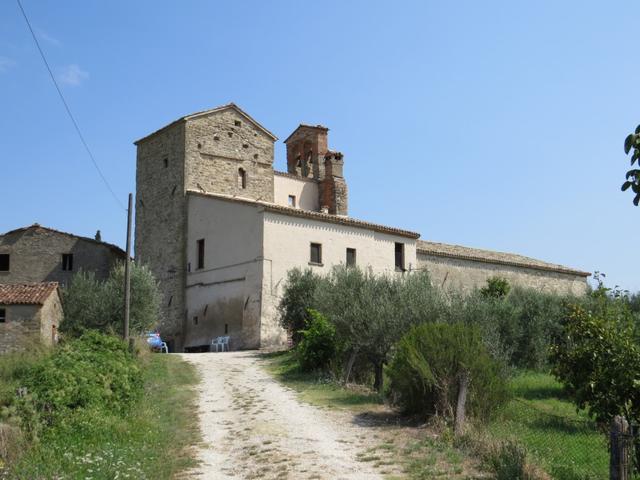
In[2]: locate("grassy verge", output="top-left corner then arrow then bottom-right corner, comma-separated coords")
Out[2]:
262,350 -> 486,479
4,353 -> 200,479
489,371 -> 608,480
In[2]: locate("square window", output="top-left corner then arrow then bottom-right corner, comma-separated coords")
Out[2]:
62,253 -> 73,271
346,248 -> 356,267
310,243 -> 322,265
0,254 -> 9,272
395,243 -> 405,271
288,195 -> 296,207
197,239 -> 205,270
193,316 -> 198,325
0,308 -> 5,323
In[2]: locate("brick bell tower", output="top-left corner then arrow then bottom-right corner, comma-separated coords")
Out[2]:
284,124 -> 348,216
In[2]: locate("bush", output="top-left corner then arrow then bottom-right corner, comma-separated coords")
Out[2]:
481,277 -> 511,298
296,310 -> 337,371
61,263 -> 161,337
278,268 -> 321,345
19,331 -> 142,431
388,322 -> 508,421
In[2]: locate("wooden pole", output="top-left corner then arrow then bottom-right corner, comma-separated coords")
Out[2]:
455,370 -> 470,437
610,415 -> 630,480
123,193 -> 132,341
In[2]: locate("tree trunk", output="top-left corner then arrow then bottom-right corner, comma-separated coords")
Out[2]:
610,415 -> 631,480
373,361 -> 384,393
343,350 -> 358,384
454,371 -> 470,437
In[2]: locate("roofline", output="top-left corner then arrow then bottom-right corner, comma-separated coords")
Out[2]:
0,282 -> 61,306
416,245 -> 590,277
283,124 -> 330,144
134,103 -> 278,145
273,170 -> 319,183
0,224 -> 127,257
186,190 -> 421,239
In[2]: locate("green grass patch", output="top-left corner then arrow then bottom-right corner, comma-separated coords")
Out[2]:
261,350 -> 382,411
5,354 -> 200,479
489,371 -> 608,480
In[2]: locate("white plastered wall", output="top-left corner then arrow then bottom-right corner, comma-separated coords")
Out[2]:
273,174 -> 319,211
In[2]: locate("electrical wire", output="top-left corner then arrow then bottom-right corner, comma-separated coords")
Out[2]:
16,0 -> 126,211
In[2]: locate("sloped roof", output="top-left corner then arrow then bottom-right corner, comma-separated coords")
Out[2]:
417,240 -> 590,277
0,282 -> 59,305
187,190 -> 421,239
0,224 -> 126,257
283,124 -> 329,144
134,103 -> 278,144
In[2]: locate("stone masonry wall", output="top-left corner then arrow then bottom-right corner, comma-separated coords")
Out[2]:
134,122 -> 187,350
0,227 -> 123,287
0,304 -> 41,354
39,292 -> 62,346
417,253 -> 589,296
185,109 -> 275,202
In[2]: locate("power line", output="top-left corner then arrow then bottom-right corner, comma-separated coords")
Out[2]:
16,0 -> 126,211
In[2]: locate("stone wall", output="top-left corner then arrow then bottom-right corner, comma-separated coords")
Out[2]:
417,252 -> 589,296
0,297 -> 63,354
185,109 -> 275,202
0,226 -> 124,287
134,122 -> 187,350
39,291 -> 62,346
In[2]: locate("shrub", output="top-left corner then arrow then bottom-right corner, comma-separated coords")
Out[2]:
61,263 -> 161,337
481,277 -> 511,298
296,310 -> 337,371
19,331 -> 142,431
388,322 -> 508,421
278,268 -> 321,345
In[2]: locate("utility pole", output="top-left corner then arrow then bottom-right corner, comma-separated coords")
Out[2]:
124,193 -> 133,341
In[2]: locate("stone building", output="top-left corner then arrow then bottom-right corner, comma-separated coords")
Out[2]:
0,224 -> 126,286
0,282 -> 62,354
134,103 -> 589,352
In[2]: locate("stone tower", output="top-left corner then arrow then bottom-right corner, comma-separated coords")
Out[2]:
134,104 -> 276,350
284,125 -> 348,215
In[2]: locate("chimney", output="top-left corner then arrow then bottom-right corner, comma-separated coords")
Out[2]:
321,151 -> 348,216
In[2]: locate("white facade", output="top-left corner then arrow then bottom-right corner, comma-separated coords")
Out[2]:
183,191 -> 417,349
273,173 -> 320,211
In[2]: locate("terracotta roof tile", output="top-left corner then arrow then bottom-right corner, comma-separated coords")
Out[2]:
0,282 -> 60,305
417,240 -> 590,277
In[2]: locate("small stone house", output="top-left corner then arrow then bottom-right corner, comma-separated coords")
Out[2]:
0,282 -> 63,354
0,224 -> 126,286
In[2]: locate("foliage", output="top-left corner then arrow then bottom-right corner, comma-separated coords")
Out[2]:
550,301 -> 640,424
19,331 -> 142,432
622,126 -> 640,205
480,277 -> 511,299
61,262 -> 161,337
296,309 -> 337,371
387,322 -> 509,421
277,268 -> 321,345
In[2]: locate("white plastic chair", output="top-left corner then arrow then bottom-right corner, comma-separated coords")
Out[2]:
211,336 -> 230,352
160,342 -> 169,353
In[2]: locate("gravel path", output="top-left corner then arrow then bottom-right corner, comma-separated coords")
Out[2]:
178,351 -> 382,480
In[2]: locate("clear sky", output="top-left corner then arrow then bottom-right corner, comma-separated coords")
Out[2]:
1,1 -> 638,291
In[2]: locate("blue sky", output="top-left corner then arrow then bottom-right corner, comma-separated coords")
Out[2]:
1,1 -> 638,291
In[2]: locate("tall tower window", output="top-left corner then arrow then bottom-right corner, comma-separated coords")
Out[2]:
395,243 -> 405,271
238,168 -> 247,189
197,239 -> 205,270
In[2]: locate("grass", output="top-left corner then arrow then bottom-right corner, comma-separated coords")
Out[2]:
262,350 -> 486,479
489,371 -> 609,480
2,353 -> 200,479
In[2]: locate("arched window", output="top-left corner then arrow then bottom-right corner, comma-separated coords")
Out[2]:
238,168 -> 247,189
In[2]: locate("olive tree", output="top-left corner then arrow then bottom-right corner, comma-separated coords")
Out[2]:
622,127 -> 640,205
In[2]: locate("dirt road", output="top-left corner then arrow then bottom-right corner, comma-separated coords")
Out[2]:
178,351 -> 382,480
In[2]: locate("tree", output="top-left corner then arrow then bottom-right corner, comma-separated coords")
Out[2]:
61,262 -> 161,337
622,127 -> 640,205
277,268 -> 321,345
480,277 -> 511,298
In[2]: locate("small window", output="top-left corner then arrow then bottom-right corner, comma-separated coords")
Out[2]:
288,195 -> 296,207
197,239 -> 205,270
163,158 -> 168,168
234,120 -> 241,127
224,323 -> 229,334
310,243 -> 322,265
193,316 -> 198,325
0,254 -> 8,272
346,248 -> 356,267
62,253 -> 73,271
238,168 -> 247,189
395,243 -> 405,271
0,308 -> 5,323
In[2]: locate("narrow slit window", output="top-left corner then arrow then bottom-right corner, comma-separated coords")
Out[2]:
62,253 -> 73,271
0,254 -> 9,272
238,168 -> 247,189
310,243 -> 322,265
0,308 -> 5,323
346,248 -> 356,267
394,243 -> 405,271
197,239 -> 205,270
163,158 -> 168,168
193,316 -> 198,325
288,195 -> 296,207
